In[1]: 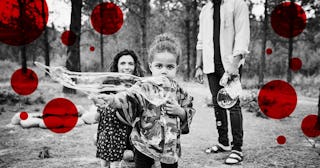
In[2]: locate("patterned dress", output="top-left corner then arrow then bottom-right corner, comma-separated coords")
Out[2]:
96,106 -> 132,161
109,76 -> 196,164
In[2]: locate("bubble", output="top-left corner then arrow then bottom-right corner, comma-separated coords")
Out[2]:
0,0 -> 48,46
301,115 -> 320,138
289,57 -> 302,71
90,46 -> 95,52
61,30 -> 77,46
277,135 -> 286,144
258,80 -> 297,119
217,88 -> 238,109
20,112 -> 28,120
90,2 -> 123,35
11,68 -> 38,95
271,2 -> 306,38
43,98 -> 78,133
266,48 -> 273,55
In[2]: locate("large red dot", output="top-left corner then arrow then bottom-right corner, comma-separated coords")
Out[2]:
20,112 -> 28,120
289,57 -> 302,71
61,30 -> 77,46
11,68 -> 38,95
271,2 -> 306,38
43,98 -> 78,133
277,135 -> 286,144
90,2 -> 123,35
0,0 -> 48,46
258,80 -> 297,119
301,115 -> 320,138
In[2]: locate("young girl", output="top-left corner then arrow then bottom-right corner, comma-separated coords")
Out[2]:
92,33 -> 196,168
95,49 -> 144,168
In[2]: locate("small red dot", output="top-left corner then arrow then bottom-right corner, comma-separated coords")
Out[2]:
266,48 -> 273,55
20,112 -> 28,120
290,57 -> 302,71
277,135 -> 286,144
11,68 -> 38,95
61,30 -> 77,46
90,46 -> 95,51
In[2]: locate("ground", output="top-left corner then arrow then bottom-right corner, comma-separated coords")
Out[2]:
0,81 -> 319,168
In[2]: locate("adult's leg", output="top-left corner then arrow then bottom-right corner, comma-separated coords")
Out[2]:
134,149 -> 154,168
229,66 -> 243,152
207,71 -> 229,147
160,162 -> 178,168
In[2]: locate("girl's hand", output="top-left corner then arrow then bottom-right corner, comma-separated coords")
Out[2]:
89,94 -> 113,108
164,100 -> 186,120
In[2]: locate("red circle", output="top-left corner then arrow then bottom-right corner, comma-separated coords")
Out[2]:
90,2 -> 123,35
20,112 -> 28,120
90,46 -> 95,51
277,135 -> 286,144
271,2 -> 306,38
258,80 -> 297,119
61,31 -> 77,46
301,115 -> 320,138
266,48 -> 273,55
43,98 -> 78,133
0,0 -> 49,46
11,68 -> 38,95
289,57 -> 302,71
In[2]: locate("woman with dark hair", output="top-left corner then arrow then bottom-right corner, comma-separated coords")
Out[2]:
95,49 -> 144,168
109,49 -> 144,77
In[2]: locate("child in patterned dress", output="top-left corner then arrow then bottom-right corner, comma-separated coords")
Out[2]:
94,50 -> 144,168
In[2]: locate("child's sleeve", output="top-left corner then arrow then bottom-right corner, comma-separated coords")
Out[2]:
177,87 -> 196,134
108,82 -> 145,126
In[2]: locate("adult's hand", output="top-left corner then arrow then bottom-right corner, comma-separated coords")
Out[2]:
194,68 -> 204,84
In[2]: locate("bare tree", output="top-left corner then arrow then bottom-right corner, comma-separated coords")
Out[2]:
63,0 -> 83,94
259,0 -> 269,87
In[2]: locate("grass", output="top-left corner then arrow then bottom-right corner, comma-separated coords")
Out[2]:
0,80 -> 319,168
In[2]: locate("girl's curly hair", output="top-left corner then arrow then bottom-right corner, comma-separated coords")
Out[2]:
109,49 -> 145,77
148,33 -> 182,65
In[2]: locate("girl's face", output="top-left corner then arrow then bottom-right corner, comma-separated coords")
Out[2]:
117,55 -> 135,74
149,52 -> 177,79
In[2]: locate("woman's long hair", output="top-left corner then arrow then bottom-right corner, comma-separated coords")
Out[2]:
109,49 -> 145,77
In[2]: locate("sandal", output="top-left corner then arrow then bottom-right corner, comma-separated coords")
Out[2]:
225,150 -> 243,165
204,144 -> 231,154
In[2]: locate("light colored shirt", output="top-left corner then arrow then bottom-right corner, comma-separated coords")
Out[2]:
196,0 -> 250,74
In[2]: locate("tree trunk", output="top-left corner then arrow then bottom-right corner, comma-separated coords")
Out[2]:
21,46 -> 27,73
99,0 -> 104,70
317,87 -> 320,129
259,0 -> 268,87
42,0 -> 50,76
18,0 -> 27,73
63,0 -> 83,94
140,0 -> 149,71
190,0 -> 198,78
184,18 -> 191,81
287,0 -> 295,83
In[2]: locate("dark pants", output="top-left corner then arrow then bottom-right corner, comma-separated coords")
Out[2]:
134,149 -> 178,168
207,63 -> 243,151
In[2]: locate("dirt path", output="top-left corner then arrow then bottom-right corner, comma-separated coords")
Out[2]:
1,81 -> 319,168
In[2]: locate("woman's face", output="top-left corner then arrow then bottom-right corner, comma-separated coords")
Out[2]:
117,55 -> 135,74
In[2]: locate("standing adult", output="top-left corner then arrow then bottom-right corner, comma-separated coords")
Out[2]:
195,0 -> 250,165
